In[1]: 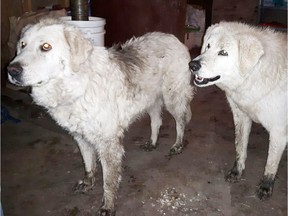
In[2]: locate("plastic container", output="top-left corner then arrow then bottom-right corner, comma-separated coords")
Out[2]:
61,16 -> 106,46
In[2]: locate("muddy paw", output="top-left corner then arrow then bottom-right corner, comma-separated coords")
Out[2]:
256,177 -> 274,200
73,179 -> 95,193
225,162 -> 242,183
224,169 -> 241,183
98,208 -> 116,216
169,144 -> 183,155
139,140 -> 158,152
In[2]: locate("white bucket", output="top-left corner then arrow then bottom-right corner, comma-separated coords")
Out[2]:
61,16 -> 106,46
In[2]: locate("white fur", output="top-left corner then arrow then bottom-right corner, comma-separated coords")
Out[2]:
190,21 -> 287,199
8,18 -> 194,214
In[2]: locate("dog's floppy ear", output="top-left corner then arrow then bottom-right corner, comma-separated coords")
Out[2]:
20,24 -> 33,37
237,34 -> 264,76
64,26 -> 93,72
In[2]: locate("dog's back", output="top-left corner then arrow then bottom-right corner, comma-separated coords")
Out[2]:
107,32 -> 193,116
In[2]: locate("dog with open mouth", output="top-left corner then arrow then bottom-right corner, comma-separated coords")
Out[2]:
189,21 -> 287,200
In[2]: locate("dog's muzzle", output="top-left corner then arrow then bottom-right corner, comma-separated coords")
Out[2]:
189,60 -> 220,86
7,62 -> 24,86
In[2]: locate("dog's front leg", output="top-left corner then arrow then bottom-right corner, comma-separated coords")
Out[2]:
225,97 -> 252,182
73,134 -> 98,193
98,138 -> 124,216
257,129 -> 287,200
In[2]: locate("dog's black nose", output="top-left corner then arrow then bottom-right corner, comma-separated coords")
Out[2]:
189,60 -> 201,72
7,62 -> 23,78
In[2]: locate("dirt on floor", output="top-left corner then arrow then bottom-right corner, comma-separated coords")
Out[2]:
1,83 -> 287,216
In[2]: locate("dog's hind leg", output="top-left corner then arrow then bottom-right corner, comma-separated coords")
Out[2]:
98,138 -> 124,216
256,129 -> 287,200
165,94 -> 192,155
73,134 -> 98,193
140,99 -> 163,151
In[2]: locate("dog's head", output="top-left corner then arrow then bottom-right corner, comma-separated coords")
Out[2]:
189,22 -> 264,88
7,18 -> 93,87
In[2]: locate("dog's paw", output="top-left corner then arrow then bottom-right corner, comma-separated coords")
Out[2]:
98,208 -> 115,216
73,178 -> 95,193
140,140 -> 158,152
256,176 -> 274,200
169,144 -> 183,155
225,162 -> 243,183
225,169 -> 242,183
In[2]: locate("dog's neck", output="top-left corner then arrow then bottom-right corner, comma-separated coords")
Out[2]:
31,72 -> 89,109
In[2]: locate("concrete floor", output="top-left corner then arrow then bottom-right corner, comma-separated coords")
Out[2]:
2,81 -> 287,216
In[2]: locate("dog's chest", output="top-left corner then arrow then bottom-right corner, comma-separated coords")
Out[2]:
228,94 -> 261,123
49,102 -> 120,140
50,106 -> 90,134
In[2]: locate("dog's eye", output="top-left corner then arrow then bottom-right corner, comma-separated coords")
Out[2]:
20,41 -> 26,49
218,50 -> 228,56
41,43 -> 52,52
207,43 -> 210,49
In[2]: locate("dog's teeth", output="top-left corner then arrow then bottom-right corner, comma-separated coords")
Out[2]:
196,75 -> 203,81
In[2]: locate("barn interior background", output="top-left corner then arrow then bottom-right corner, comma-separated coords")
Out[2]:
1,1 -> 287,216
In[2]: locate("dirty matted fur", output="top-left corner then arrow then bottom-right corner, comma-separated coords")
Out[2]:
7,18 -> 194,215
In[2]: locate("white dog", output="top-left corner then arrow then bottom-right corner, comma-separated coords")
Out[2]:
189,21 -> 287,200
7,18 -> 194,215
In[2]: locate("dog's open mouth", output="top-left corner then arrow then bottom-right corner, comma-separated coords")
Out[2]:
194,74 -> 220,85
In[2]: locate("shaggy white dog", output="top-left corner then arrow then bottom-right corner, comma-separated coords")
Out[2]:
7,18 -> 194,215
190,21 -> 287,200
